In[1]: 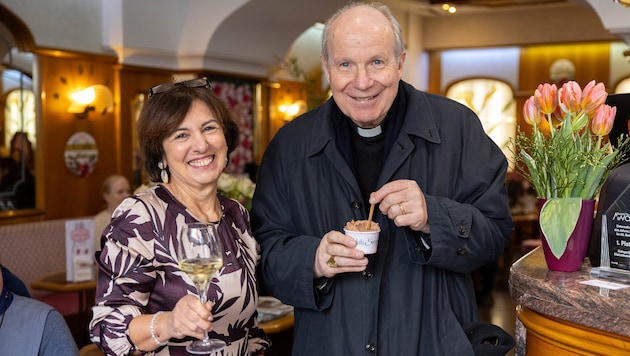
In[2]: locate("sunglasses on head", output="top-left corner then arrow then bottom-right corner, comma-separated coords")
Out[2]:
148,78 -> 212,98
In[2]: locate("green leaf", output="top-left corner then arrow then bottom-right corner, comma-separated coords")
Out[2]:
539,198 -> 582,259
571,111 -> 588,132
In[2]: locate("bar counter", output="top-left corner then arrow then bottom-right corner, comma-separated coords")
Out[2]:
509,246 -> 630,355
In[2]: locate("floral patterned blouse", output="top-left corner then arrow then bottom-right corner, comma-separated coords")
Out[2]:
89,185 -> 269,356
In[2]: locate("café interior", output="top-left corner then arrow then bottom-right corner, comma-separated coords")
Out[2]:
1,0 -> 630,355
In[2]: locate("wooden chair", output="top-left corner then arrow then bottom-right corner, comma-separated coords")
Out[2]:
79,343 -> 103,356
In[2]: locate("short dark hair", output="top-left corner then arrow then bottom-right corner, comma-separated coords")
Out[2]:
137,82 -> 239,183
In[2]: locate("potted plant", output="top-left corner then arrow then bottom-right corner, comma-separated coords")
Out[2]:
513,80 -> 630,271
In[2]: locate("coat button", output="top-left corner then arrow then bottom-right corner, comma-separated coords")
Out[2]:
361,270 -> 373,279
365,344 -> 375,352
457,247 -> 467,256
351,200 -> 361,209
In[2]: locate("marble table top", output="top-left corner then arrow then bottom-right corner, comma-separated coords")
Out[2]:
509,246 -> 630,337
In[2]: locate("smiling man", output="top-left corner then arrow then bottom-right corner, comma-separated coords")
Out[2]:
252,2 -> 514,355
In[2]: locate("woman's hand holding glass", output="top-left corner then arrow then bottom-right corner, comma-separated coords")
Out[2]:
177,222 -> 226,354
163,294 -> 215,341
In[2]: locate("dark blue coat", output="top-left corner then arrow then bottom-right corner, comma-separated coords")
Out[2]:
251,81 -> 513,355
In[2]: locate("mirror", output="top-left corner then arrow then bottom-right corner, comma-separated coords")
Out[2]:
1,50 -> 36,211
0,3 -> 38,215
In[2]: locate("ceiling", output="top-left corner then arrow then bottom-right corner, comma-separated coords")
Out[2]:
105,0 -> 605,76
0,0 -> 628,78
427,0 -> 569,6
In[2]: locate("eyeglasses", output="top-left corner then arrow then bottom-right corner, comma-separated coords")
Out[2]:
148,78 -> 212,98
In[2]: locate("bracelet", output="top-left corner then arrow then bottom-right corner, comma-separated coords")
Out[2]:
150,311 -> 168,346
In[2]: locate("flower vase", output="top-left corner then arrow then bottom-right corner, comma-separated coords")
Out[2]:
537,199 -> 596,272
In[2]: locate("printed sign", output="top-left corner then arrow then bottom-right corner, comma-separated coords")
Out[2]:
65,218 -> 95,282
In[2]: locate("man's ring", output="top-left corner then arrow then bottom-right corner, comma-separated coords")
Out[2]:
398,202 -> 407,215
327,256 -> 338,268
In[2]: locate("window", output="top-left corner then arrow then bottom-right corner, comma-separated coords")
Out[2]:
446,78 -> 516,168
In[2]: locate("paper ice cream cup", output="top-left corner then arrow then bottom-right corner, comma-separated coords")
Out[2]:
344,220 -> 380,254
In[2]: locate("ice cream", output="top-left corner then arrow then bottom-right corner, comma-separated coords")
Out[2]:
344,220 -> 380,232
344,220 -> 380,254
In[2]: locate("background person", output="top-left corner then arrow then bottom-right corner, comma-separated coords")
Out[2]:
0,132 -> 36,209
0,263 -> 79,355
251,2 -> 513,355
89,78 -> 269,355
92,174 -> 131,251
0,157 -> 20,210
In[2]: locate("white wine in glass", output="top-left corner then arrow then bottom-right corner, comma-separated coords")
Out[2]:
178,222 -> 226,354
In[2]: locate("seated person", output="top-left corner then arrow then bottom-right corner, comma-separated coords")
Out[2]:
0,263 -> 79,355
92,174 -> 131,251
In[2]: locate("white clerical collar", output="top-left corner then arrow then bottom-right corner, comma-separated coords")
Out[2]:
357,125 -> 382,138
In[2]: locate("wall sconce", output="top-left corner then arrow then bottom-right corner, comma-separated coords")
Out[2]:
68,84 -> 114,118
278,100 -> 307,122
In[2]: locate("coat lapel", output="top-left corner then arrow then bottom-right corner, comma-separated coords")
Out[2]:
379,82 -> 442,186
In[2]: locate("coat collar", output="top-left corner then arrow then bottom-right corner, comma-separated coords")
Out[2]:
307,80 -> 441,157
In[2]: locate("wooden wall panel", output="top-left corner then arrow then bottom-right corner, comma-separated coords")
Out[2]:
118,66 -> 174,188
518,43 -> 611,93
427,51 -> 442,95
36,49 -> 118,220
269,80 -> 306,141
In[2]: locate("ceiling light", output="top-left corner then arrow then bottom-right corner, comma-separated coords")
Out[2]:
442,3 -> 457,13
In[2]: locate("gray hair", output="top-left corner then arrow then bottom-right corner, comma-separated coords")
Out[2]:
321,2 -> 405,64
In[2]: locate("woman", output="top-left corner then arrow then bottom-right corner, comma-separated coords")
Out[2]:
92,174 -> 131,250
90,78 -> 269,355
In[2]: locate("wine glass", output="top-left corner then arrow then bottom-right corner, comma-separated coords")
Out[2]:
178,222 -> 226,354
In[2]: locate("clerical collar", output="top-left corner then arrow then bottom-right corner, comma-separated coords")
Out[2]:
357,125 -> 382,138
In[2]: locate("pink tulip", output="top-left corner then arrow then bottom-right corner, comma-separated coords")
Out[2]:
534,83 -> 557,115
552,103 -> 566,121
558,81 -> 582,114
523,96 -> 543,125
581,80 -> 608,116
591,104 -> 616,137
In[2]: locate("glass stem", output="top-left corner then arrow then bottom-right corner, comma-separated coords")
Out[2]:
197,286 -> 210,342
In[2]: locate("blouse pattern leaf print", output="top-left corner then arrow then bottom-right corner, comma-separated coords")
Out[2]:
89,185 -> 268,355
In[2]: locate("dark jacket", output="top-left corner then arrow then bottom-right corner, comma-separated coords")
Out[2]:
251,81 -> 513,355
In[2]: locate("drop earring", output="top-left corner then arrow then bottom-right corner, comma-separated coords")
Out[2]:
158,162 -> 169,184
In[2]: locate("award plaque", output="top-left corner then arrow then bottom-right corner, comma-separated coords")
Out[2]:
589,95 -> 630,282
590,182 -> 630,282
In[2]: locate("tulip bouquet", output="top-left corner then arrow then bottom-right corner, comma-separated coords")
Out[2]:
217,172 -> 256,210
513,80 -> 630,258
